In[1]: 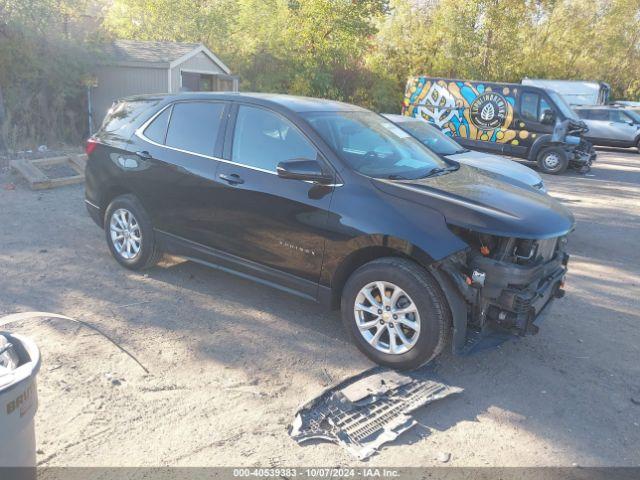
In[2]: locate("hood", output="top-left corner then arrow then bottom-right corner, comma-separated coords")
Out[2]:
448,150 -> 543,190
373,165 -> 574,240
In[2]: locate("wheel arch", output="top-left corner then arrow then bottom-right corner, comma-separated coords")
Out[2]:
527,134 -> 555,161
327,237 -> 436,310
99,185 -> 137,225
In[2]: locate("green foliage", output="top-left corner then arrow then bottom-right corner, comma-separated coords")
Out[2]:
0,0 -> 94,150
2,0 -> 640,150
103,0 -> 390,103
102,0 -> 640,109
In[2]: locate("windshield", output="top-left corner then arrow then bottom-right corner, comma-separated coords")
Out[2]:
395,120 -> 466,156
302,111 -> 449,179
547,91 -> 579,121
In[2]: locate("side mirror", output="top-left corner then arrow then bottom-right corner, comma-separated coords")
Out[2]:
276,159 -> 333,184
540,109 -> 556,125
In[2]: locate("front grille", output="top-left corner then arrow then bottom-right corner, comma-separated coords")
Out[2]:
513,294 -> 533,313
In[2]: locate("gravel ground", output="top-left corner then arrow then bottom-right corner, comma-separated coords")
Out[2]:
0,149 -> 638,467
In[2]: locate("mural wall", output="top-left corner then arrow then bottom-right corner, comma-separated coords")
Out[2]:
402,77 -> 532,148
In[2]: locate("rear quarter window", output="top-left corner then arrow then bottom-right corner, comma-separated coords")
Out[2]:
143,107 -> 171,144
100,98 -> 162,138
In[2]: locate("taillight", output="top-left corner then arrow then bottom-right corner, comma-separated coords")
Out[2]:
85,138 -> 98,155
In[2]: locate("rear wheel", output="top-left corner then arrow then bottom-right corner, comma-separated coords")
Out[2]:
104,194 -> 161,270
537,147 -> 569,174
340,257 -> 451,369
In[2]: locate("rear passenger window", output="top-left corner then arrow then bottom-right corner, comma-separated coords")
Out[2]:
521,93 -> 539,122
232,106 -> 316,172
590,109 -> 608,121
165,102 -> 225,156
143,107 -> 171,144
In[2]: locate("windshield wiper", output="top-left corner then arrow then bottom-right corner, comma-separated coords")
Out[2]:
386,174 -> 410,180
421,165 -> 460,178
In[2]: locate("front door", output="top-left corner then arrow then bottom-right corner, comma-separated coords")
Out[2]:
210,104 -> 335,292
513,90 -> 555,156
604,109 -> 639,143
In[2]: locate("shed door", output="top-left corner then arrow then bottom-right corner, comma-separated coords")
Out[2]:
181,71 -> 211,91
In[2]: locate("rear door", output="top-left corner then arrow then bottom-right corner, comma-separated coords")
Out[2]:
209,103 -> 335,293
579,108 -> 609,141
131,100 -> 230,245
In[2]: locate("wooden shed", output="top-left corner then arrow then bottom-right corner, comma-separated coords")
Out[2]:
90,39 -> 238,128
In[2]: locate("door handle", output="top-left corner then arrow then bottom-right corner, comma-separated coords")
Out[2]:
219,173 -> 244,185
136,150 -> 153,160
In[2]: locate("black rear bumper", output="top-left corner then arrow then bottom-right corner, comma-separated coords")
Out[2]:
85,199 -> 103,228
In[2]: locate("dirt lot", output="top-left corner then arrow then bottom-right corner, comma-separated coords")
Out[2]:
1,149 -> 639,467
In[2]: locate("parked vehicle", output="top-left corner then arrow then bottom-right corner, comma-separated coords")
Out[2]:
85,93 -> 573,369
574,105 -> 640,152
611,101 -> 640,108
403,77 -> 596,174
521,79 -> 610,106
382,113 -> 546,193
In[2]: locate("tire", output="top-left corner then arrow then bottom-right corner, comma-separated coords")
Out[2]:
536,147 -> 569,174
104,194 -> 162,270
340,257 -> 451,370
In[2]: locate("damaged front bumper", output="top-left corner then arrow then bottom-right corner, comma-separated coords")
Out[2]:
468,250 -> 568,334
568,138 -> 597,169
434,236 -> 569,355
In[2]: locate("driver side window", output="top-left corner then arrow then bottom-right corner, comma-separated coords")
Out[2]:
609,110 -> 631,124
539,98 -> 553,122
232,105 -> 317,172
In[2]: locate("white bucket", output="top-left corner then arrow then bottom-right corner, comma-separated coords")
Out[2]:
0,333 -> 41,467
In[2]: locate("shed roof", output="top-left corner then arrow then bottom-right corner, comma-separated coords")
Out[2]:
100,40 -> 231,74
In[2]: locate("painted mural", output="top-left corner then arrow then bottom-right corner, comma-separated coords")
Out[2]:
402,77 -> 531,147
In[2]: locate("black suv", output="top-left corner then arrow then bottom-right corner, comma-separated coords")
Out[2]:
85,93 -> 574,369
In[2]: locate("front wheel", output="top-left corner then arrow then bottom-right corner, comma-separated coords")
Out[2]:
537,147 -> 569,174
340,257 -> 451,369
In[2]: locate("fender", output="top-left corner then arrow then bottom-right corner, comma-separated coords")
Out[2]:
429,265 -> 469,354
322,232 -> 467,309
320,180 -> 469,291
527,133 -> 556,161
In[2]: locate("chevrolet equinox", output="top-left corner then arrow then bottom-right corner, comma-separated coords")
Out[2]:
85,93 -> 574,369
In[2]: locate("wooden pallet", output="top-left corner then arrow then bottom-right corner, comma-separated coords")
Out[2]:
10,154 -> 87,190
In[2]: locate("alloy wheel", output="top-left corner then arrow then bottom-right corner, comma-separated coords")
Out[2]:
109,208 -> 142,260
353,281 -> 421,355
543,152 -> 561,170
